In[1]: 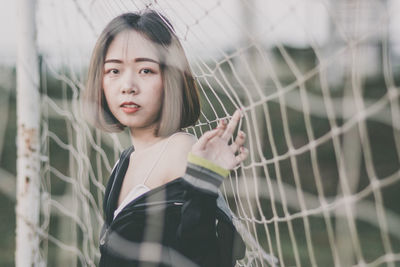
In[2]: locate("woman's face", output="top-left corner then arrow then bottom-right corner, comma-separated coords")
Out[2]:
102,30 -> 163,133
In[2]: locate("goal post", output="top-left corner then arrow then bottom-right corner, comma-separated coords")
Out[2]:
15,0 -> 41,266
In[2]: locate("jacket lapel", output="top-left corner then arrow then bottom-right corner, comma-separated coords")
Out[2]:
105,146 -> 134,224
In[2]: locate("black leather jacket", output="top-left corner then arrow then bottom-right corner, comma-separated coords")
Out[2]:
99,147 -> 246,267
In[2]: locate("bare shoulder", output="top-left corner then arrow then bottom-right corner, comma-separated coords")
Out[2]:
161,132 -> 198,183
165,132 -> 197,159
170,132 -> 197,149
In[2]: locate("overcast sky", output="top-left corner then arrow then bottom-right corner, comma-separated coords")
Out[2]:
1,0 -> 400,67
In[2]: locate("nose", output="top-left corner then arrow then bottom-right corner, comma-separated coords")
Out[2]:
121,86 -> 136,94
120,71 -> 138,94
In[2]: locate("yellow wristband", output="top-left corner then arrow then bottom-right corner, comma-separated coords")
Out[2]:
187,152 -> 230,178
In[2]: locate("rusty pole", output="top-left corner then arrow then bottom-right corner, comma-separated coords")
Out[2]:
15,0 -> 41,266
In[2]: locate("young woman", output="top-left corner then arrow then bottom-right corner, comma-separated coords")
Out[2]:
83,10 -> 249,267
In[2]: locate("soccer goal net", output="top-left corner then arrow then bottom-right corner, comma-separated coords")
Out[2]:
14,0 -> 400,266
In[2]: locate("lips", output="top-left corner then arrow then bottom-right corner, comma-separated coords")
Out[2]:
120,101 -> 140,108
120,101 -> 140,113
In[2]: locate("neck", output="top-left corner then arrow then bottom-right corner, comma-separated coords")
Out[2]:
129,125 -> 164,152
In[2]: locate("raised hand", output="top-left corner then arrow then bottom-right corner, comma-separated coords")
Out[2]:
191,109 -> 249,170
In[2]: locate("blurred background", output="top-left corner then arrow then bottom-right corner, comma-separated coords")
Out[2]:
1,0 -> 400,266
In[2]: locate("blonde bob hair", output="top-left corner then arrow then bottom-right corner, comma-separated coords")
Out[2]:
83,10 -> 200,137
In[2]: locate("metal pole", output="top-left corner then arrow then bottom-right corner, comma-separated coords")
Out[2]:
15,0 -> 41,266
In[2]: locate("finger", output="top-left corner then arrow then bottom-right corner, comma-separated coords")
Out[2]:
221,109 -> 242,142
216,118 -> 228,136
235,146 -> 249,165
195,128 -> 222,150
218,118 -> 228,127
230,130 -> 246,153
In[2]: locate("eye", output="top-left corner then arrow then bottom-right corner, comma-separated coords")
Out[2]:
139,68 -> 153,74
105,68 -> 119,75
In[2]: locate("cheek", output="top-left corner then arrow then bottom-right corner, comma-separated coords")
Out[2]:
102,79 -> 116,101
102,77 -> 110,92
102,87 -> 115,111
101,79 -> 108,98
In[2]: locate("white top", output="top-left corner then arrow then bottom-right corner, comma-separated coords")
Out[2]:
113,132 -> 192,220
113,183 -> 150,219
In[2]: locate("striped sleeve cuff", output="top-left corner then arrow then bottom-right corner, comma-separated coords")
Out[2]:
183,153 -> 230,195
187,152 -> 230,178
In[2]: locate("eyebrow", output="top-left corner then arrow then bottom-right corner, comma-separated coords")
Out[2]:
104,57 -> 159,64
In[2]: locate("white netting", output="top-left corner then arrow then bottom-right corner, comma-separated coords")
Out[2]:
16,0 -> 400,266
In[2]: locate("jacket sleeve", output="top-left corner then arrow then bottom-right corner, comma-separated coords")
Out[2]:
176,152 -> 230,263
